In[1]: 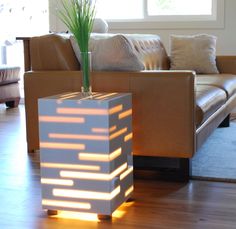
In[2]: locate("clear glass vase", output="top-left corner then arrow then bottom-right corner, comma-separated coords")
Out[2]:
80,51 -> 92,97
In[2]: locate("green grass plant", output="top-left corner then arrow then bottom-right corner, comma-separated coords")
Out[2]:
58,0 -> 96,93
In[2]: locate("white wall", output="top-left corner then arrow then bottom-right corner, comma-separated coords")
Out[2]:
49,0 -> 236,55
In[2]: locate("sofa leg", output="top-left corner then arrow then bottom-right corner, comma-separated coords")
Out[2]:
179,158 -> 192,182
5,98 -> 20,108
218,114 -> 230,128
133,156 -> 191,182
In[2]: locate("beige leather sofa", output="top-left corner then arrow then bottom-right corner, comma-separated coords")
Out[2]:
23,34 -> 236,181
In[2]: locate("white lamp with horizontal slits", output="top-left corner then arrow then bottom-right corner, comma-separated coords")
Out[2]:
38,92 -> 133,220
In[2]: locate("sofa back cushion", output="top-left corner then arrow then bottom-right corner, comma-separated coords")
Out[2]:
170,34 -> 219,74
125,34 -> 170,70
70,34 -> 144,71
29,33 -> 170,72
70,33 -> 170,71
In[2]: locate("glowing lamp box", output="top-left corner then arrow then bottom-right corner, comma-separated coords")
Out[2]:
38,92 -> 133,216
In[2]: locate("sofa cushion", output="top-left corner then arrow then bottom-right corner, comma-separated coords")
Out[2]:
124,34 -> 169,70
0,65 -> 20,86
70,34 -> 145,71
196,74 -> 236,99
70,33 -> 168,71
196,85 -> 227,127
170,34 -> 219,74
0,83 -> 20,102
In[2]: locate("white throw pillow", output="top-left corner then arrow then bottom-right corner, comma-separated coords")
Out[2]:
170,34 -> 219,74
70,34 -> 145,71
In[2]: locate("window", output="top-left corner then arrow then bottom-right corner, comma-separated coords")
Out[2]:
0,0 -> 49,100
96,0 -> 224,29
96,0 -> 144,20
147,0 -> 212,17
0,0 -> 49,37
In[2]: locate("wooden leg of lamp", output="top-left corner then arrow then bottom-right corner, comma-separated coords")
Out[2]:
47,210 -> 58,216
126,197 -> 135,202
97,214 -> 112,220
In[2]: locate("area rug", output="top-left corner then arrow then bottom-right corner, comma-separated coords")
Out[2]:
192,118 -> 236,182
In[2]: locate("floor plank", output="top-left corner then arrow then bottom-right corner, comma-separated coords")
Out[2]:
1,104 -> 236,229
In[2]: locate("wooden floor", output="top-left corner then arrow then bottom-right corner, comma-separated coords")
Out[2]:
1,105 -> 236,229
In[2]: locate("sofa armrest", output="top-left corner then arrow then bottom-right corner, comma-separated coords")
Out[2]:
216,56 -> 236,74
91,70 -> 196,157
24,70 -> 196,158
30,34 -> 80,71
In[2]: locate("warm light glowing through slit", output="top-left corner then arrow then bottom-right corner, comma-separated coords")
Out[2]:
58,95 -> 78,100
86,93 -> 103,99
59,92 -> 79,98
109,105 -> 123,115
91,128 -> 109,134
57,94 -> 81,103
41,178 -> 74,186
77,96 -> 94,101
57,107 -> 109,115
124,133 -> 133,142
57,105 -> 123,116
91,125 -> 117,134
91,92 -> 103,96
94,93 -> 118,100
51,211 -> 99,221
40,163 -> 100,171
53,186 -> 121,200
125,185 -> 134,197
110,128 -> 127,140
79,148 -> 122,162
120,166 -> 133,180
109,125 -> 117,132
39,116 -> 85,123
40,142 -> 85,150
119,109 -> 132,119
48,133 -> 108,141
60,163 -> 127,180
42,199 -> 91,209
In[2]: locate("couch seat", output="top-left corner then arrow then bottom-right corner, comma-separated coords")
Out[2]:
196,74 -> 236,99
0,65 -> 20,86
196,85 -> 227,127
